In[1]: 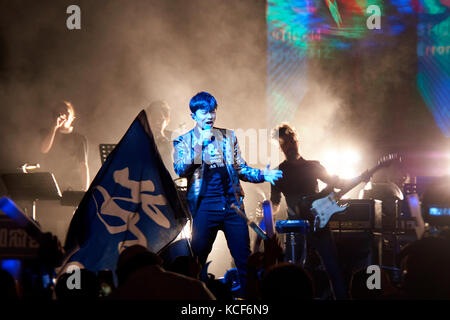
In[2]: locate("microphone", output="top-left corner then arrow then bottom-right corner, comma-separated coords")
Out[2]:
203,135 -> 215,146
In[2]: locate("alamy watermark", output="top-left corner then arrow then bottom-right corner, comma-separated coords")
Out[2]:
66,4 -> 381,31
171,128 -> 281,168
366,5 -> 381,30
65,265 -> 81,290
366,265 -> 381,290
66,5 -> 81,30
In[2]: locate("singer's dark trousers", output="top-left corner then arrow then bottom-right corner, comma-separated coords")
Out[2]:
191,195 -> 250,296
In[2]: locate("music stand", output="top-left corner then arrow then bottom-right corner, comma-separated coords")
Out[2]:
1,172 -> 62,220
99,144 -> 117,165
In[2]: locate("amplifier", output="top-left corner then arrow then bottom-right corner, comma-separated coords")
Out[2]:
329,199 -> 382,230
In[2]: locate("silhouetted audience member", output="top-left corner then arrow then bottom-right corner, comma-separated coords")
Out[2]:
246,235 -> 284,300
55,269 -> 99,300
205,274 -> 234,301
0,269 -> 19,300
349,267 -> 401,300
262,234 -> 284,267
165,255 -> 202,279
0,232 -> 64,300
246,251 -> 264,300
398,237 -> 450,299
261,263 -> 314,300
108,245 -> 215,300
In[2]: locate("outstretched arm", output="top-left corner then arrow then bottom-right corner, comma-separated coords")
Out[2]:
231,131 -> 282,184
263,164 -> 283,186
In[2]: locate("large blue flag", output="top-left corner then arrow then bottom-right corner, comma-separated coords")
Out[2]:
61,109 -> 190,274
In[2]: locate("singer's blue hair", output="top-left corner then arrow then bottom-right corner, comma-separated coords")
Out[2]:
189,92 -> 218,114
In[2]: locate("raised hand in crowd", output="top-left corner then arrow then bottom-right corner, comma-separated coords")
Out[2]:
263,233 -> 284,268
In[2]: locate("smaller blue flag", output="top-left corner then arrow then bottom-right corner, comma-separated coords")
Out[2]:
61,109 -> 190,274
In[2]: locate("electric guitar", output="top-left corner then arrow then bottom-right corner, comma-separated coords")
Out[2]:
310,154 -> 400,231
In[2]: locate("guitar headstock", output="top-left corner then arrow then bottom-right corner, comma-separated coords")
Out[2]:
377,153 -> 401,168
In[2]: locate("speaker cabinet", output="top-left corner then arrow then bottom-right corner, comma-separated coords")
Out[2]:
329,199 -> 382,231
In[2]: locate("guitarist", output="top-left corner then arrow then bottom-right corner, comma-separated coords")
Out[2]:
270,123 -> 370,300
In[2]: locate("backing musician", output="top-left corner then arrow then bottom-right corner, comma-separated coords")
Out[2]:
270,123 -> 370,300
40,101 -> 89,192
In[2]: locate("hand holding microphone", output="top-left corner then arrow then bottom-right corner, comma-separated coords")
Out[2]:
56,114 -> 67,130
201,127 -> 214,146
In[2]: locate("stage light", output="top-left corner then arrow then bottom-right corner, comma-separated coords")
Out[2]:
1,259 -> 21,280
322,150 -> 339,175
319,148 -> 361,193
339,167 -> 358,180
342,150 -> 361,165
321,148 -> 361,178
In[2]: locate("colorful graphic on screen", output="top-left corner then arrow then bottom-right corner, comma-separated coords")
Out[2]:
267,0 -> 449,137
417,0 -> 450,137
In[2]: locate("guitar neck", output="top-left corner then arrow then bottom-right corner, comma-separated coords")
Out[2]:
334,166 -> 379,200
